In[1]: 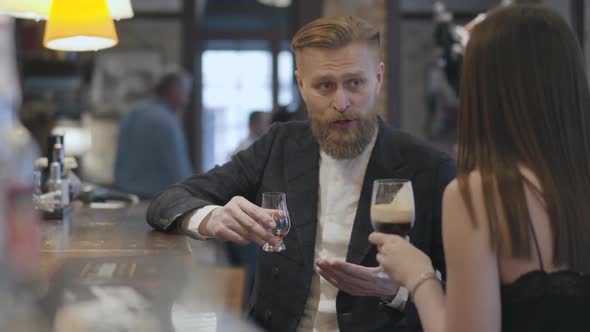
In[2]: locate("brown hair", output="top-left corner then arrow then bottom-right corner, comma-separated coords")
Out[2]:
458,4 -> 590,272
290,16 -> 380,64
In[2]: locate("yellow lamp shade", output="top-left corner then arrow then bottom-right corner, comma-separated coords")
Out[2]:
43,0 -> 118,52
0,0 -> 133,21
0,0 -> 51,20
108,0 -> 134,20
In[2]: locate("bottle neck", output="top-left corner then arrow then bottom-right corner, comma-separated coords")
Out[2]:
49,162 -> 61,184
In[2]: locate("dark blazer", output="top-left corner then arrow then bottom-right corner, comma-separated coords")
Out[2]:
147,120 -> 456,332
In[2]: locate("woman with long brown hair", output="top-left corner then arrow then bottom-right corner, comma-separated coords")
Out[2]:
370,4 -> 590,332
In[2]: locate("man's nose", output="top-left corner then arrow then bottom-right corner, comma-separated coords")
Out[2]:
332,87 -> 351,113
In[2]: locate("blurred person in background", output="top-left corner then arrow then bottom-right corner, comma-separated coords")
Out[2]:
423,1 -> 466,139
429,0 -> 538,149
114,71 -> 193,198
233,111 -> 271,154
271,105 -> 293,123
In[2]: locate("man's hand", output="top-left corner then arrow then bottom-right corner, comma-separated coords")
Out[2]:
315,259 -> 400,299
198,196 -> 278,246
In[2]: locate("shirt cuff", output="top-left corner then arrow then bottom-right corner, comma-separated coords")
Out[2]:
386,286 -> 409,311
184,205 -> 221,240
385,270 -> 442,310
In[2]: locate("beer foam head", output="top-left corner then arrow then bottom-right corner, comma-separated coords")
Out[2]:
391,182 -> 414,210
371,182 -> 415,224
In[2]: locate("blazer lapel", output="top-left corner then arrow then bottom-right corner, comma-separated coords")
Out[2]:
285,126 -> 320,271
346,121 -> 416,265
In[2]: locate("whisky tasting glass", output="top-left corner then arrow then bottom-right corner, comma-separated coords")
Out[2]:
261,192 -> 291,252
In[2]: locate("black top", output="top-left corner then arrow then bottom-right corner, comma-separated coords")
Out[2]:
501,222 -> 590,331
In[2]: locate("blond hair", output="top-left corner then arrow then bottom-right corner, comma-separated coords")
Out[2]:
290,16 -> 380,64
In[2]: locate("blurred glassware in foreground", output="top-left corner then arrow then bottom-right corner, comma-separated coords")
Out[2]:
0,19 -> 47,330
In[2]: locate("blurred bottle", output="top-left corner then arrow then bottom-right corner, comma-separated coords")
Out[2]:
42,133 -> 64,192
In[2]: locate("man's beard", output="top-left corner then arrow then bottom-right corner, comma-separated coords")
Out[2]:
310,111 -> 378,159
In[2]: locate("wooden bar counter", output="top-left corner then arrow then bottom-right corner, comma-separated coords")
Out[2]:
36,202 -> 253,332
41,202 -> 191,261
37,202 -> 192,331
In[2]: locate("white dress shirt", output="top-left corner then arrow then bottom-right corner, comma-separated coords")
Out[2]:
296,131 -> 376,331
186,129 -> 410,331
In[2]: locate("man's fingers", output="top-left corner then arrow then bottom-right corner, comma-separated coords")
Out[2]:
231,206 -> 278,245
227,221 -> 268,247
217,227 -> 249,245
316,260 -> 395,297
330,260 -> 375,282
317,262 -> 366,289
261,208 -> 280,217
319,260 -> 372,283
317,268 -> 341,288
323,265 -> 371,291
317,268 -> 363,296
235,198 -> 276,228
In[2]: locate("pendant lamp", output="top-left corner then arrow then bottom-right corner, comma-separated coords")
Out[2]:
43,0 -> 118,52
0,0 -> 133,21
107,0 -> 134,20
0,0 -> 51,20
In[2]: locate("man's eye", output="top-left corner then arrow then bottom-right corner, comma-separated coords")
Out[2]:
349,79 -> 363,88
319,82 -> 333,90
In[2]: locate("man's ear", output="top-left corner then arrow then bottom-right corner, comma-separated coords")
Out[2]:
376,62 -> 385,95
295,70 -> 308,104
295,70 -> 304,90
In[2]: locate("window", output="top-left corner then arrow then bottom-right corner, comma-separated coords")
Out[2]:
201,42 -> 296,171
278,50 -> 294,106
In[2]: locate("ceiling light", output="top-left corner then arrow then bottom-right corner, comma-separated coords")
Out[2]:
43,0 -> 118,52
257,0 -> 292,8
0,0 -> 51,21
0,0 -> 134,21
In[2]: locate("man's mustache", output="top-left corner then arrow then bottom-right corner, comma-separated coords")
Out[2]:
321,114 -> 358,122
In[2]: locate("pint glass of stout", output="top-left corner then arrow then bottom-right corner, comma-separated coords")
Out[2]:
370,179 -> 415,237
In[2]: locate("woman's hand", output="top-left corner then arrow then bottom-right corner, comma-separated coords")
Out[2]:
369,232 -> 434,287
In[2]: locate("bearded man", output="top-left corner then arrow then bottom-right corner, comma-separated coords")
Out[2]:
146,16 -> 455,332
